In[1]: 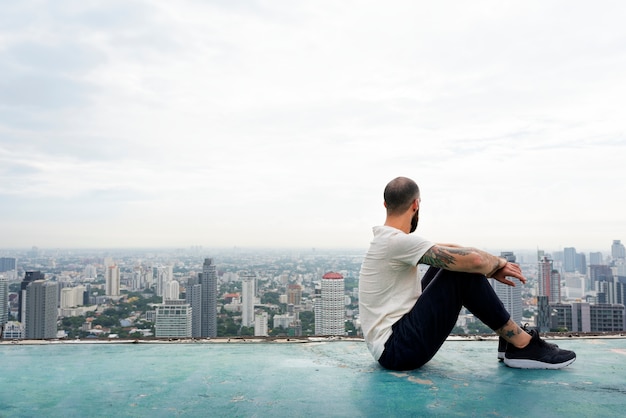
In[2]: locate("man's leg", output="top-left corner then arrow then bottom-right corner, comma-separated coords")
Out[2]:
378,267 -> 511,371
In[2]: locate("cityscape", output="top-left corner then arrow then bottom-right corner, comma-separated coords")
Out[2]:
2,239 -> 625,342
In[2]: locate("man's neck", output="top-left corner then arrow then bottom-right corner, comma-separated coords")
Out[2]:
384,217 -> 410,234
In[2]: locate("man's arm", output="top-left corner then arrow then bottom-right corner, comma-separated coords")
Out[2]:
419,245 -> 526,286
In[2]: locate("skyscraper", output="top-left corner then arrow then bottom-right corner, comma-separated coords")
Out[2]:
538,256 -> 561,304
563,247 -> 577,273
0,257 -> 17,273
186,276 -> 202,338
287,284 -> 302,306
536,295 -> 551,333
19,271 -> 45,323
25,280 -> 58,339
241,273 -> 255,327
317,272 -> 345,336
200,258 -> 218,338
105,265 -> 120,297
490,252 -> 522,325
576,252 -> 587,275
0,275 -> 8,327
589,252 -> 604,266
154,265 -> 174,297
611,240 -> 625,261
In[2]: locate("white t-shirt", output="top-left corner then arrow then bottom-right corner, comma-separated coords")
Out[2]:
358,226 -> 434,360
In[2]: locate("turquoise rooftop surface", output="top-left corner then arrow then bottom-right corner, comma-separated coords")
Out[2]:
1,337 -> 625,417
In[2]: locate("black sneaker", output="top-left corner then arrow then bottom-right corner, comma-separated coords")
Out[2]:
499,325 -> 560,360
504,329 -> 576,369
497,337 -> 507,361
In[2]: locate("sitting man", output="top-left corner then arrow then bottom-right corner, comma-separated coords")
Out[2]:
359,176 -> 576,370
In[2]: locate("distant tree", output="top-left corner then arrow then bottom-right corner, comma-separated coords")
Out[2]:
269,326 -> 287,337
240,326 -> 254,336
466,320 -> 493,335
345,321 -> 356,336
261,292 -> 281,305
451,326 -> 466,335
299,311 -> 314,335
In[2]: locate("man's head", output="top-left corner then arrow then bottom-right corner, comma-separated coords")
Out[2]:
384,177 -> 420,232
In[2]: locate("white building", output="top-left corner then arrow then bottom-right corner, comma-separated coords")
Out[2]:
273,313 -> 296,329
316,272 -> 345,336
165,280 -> 180,301
154,265 -> 174,297
60,286 -> 86,309
155,300 -> 192,338
2,321 -> 24,339
254,312 -> 268,337
241,274 -> 256,327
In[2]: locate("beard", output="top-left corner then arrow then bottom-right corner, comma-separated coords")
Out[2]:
410,209 -> 419,233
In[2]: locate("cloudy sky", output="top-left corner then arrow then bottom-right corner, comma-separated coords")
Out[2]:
1,1 -> 625,253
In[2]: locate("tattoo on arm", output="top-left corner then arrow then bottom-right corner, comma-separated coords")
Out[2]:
420,246 -> 471,269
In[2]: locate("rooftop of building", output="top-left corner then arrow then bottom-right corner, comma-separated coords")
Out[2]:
2,335 -> 625,417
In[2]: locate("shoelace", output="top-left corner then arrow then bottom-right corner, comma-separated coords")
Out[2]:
522,323 -> 559,350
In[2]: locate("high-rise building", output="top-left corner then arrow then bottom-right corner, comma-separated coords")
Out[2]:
589,265 -> 612,290
536,295 -> 551,333
186,276 -> 202,338
241,273 -> 255,327
316,272 -> 345,336
611,240 -> 626,261
0,275 -> 8,327
165,280 -> 180,301
576,252 -> 587,275
25,280 -> 58,339
589,252 -> 604,266
83,264 -> 98,279
563,247 -> 577,273
287,284 -> 302,306
0,257 -> 17,273
200,258 -> 218,338
60,286 -> 86,309
154,265 -> 174,297
105,265 -> 120,297
155,299 -> 192,338
489,252 -> 522,325
538,256 -> 560,304
254,312 -> 269,337
19,271 -> 45,323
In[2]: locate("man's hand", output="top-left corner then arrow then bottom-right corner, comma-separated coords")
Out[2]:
491,262 -> 527,287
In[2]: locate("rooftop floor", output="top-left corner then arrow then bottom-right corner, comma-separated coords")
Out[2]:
2,336 -> 625,417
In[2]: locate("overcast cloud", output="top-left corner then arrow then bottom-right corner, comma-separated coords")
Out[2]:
1,0 -> 625,253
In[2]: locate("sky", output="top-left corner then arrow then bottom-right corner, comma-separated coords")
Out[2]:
1,1 -> 625,253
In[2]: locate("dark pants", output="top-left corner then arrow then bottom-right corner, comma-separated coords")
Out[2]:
378,267 -> 510,371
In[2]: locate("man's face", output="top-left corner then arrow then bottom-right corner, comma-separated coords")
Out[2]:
410,208 -> 419,233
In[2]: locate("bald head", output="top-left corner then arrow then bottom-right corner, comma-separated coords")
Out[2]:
384,177 -> 420,216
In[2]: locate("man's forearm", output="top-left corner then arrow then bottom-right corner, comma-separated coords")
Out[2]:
421,245 -> 507,276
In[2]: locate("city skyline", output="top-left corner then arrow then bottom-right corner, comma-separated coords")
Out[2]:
1,2 -> 626,251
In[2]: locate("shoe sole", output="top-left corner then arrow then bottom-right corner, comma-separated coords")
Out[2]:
497,352 -> 505,361
503,356 -> 576,369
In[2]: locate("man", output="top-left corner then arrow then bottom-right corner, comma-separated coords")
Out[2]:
359,176 -> 576,370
